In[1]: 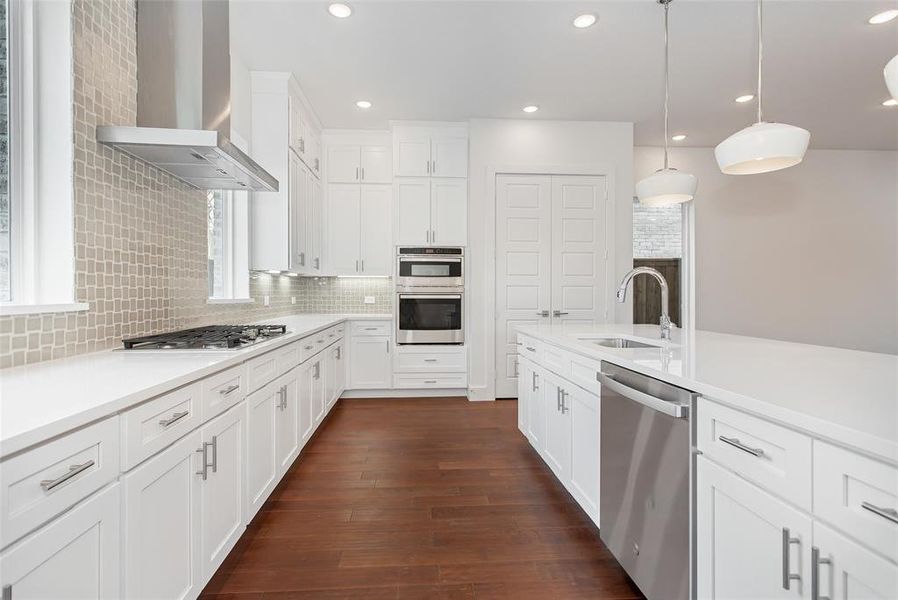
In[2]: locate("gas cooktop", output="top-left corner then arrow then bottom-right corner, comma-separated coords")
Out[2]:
121,324 -> 287,350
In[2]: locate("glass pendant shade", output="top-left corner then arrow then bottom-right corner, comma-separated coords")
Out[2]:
886,54 -> 898,101
636,168 -> 698,206
715,121 -> 810,175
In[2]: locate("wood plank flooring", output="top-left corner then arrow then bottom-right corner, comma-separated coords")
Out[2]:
200,397 -> 644,600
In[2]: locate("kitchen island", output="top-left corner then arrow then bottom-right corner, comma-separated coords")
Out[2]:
515,323 -> 897,600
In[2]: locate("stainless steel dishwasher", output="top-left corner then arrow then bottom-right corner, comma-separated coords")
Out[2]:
597,361 -> 696,600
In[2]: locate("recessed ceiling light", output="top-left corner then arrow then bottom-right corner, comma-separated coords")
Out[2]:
883,98 -> 898,106
328,3 -> 352,18
355,100 -> 372,109
671,134 -> 687,142
522,105 -> 539,113
868,9 -> 898,25
573,14 -> 597,29
735,94 -> 755,103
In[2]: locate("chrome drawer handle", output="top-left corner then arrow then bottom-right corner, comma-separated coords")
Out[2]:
317,339 -> 324,344
158,411 -> 189,427
219,383 -> 240,396
40,460 -> 96,491
811,546 -> 832,600
782,528 -> 801,590
861,501 -> 898,524
525,346 -> 535,352
424,380 -> 437,384
532,371 -> 538,392
304,345 -> 314,350
424,358 -> 438,362
719,435 -> 765,457
364,327 -> 378,331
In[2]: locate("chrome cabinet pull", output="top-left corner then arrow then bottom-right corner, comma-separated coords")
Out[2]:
336,347 -> 342,359
40,460 -> 96,492
314,257 -> 320,269
861,501 -> 898,524
355,259 -> 359,272
431,230 -> 436,243
304,344 -> 314,350
361,167 -> 365,180
364,327 -> 378,331
355,166 -> 359,180
536,310 -> 549,317
426,160 -> 430,174
299,251 -> 305,266
314,362 -> 321,380
211,435 -> 218,474
532,371 -> 538,392
159,410 -> 189,427
719,435 -> 765,457
556,388 -> 562,412
560,390 -> 569,414
525,346 -> 535,352
424,358 -> 438,362
385,340 -> 390,354
424,380 -> 437,384
811,546 -> 831,600
196,443 -> 210,480
781,528 -> 801,590
552,310 -> 569,317
219,383 -> 240,396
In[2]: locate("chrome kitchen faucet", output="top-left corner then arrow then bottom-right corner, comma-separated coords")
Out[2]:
616,267 -> 673,340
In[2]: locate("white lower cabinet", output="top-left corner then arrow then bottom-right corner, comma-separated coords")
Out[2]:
567,385 -> 599,520
123,431 -> 203,600
0,483 -> 120,600
541,370 -> 570,481
311,357 -> 325,427
246,383 -> 279,519
526,366 -> 544,450
516,358 -> 533,435
697,456 -> 812,600
811,522 -> 898,600
299,359 -> 315,442
349,336 -> 391,389
275,369 -> 300,473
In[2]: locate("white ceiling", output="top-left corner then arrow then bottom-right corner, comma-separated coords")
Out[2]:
231,0 -> 898,150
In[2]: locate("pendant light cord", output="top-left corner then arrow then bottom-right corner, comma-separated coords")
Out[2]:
757,0 -> 764,123
661,0 -> 671,171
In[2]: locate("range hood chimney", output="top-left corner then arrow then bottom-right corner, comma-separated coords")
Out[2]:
97,0 -> 278,192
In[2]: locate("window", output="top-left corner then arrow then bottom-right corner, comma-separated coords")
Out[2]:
0,0 -> 77,313
207,189 -> 250,301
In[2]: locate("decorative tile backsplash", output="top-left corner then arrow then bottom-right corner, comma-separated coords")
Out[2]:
0,0 -> 391,369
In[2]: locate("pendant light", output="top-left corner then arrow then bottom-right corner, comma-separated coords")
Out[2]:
715,0 -> 809,175
885,54 -> 898,101
636,0 -> 697,207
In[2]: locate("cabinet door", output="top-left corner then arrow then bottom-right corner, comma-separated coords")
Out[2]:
527,366 -> 545,450
312,359 -> 325,426
395,137 -> 430,176
0,484 -> 120,600
335,341 -> 346,397
431,137 -> 467,177
199,406 -> 245,581
430,178 -> 466,245
542,373 -> 570,481
568,387 -> 599,523
308,129 -> 322,177
299,361 -> 315,443
328,144 -> 361,183
517,359 -> 531,435
289,96 -> 306,157
309,173 -> 322,272
360,145 -> 391,183
360,185 -> 393,275
349,337 -> 391,389
123,431 -> 203,600
812,522 -> 898,600
395,178 -> 431,245
246,385 -> 278,519
290,154 -> 308,270
697,456 -> 811,600
328,185 -> 361,275
276,370 -> 300,472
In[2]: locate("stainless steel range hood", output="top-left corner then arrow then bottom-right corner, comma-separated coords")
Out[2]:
97,0 -> 278,192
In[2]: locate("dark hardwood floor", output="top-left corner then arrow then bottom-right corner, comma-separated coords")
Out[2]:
201,397 -> 644,600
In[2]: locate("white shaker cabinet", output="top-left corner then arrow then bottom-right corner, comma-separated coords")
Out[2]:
394,132 -> 467,178
517,358 -> 535,436
811,522 -> 898,600
349,337 -> 391,389
311,358 -> 326,427
430,178 -> 467,245
122,431 -> 203,600
327,145 -> 391,184
394,136 -> 432,177
274,369 -> 300,474
696,456 -> 812,600
395,178 -> 431,245
328,184 -> 392,276
567,386 -> 600,520
430,137 -> 468,177
541,370 -> 570,482
0,484 -> 120,600
245,383 -> 279,520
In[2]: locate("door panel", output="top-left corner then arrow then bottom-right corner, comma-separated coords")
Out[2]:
431,137 -> 467,177
246,386 -> 277,518
495,175 -> 552,398
569,387 -> 600,524
812,522 -> 898,600
431,178 -> 466,245
327,144 -> 360,183
328,184 -> 361,275
551,176 -> 608,335
542,372 -> 570,480
360,145 -> 391,183
360,185 -> 392,275
395,138 -> 430,177
275,370 -> 300,472
395,178 -> 430,245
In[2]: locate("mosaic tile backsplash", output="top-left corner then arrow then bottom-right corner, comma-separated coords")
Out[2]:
0,0 -> 391,369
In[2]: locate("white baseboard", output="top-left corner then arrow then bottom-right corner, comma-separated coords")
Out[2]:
466,384 -> 496,402
341,388 -> 468,398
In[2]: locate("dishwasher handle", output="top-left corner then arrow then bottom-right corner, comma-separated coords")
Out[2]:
597,372 -> 691,419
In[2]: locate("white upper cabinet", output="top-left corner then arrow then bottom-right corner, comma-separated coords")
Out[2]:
431,137 -> 468,177
360,146 -> 392,183
430,178 -> 467,245
251,72 -> 324,274
395,178 -> 431,246
328,144 -> 391,184
359,185 -> 393,275
395,136 -> 431,177
328,185 -> 362,275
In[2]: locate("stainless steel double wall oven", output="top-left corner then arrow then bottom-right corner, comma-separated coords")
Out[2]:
395,247 -> 464,344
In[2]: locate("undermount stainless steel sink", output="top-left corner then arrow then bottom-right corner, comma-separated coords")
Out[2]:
585,337 -> 663,349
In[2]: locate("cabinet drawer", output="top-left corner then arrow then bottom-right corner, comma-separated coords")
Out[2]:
393,373 -> 467,389
201,365 -> 246,421
299,335 -> 321,363
1,417 -> 119,547
697,399 -> 812,509
245,349 -> 280,394
542,345 -> 568,376
813,440 -> 898,559
120,382 -> 202,471
351,321 -> 391,337
276,341 -> 301,375
517,335 -> 540,361
395,346 -> 466,373
569,354 -> 601,394
322,325 -> 343,345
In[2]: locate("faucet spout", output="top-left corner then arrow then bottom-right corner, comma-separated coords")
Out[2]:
616,266 -> 673,340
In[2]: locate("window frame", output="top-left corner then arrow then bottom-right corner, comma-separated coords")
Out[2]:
0,0 -> 81,314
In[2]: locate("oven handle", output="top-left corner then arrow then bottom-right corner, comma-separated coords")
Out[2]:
597,372 -> 691,419
398,295 -> 463,300
398,256 -> 462,262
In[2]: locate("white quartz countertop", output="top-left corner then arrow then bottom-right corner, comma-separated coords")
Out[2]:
517,324 -> 898,464
0,314 -> 391,459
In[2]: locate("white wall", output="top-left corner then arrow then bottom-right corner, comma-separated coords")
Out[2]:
468,119 -> 634,400
635,147 -> 898,355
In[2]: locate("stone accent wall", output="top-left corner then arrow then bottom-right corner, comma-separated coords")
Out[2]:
0,0 -> 389,369
633,198 -> 682,259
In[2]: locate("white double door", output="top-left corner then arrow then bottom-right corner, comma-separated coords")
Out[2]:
495,174 -> 609,398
